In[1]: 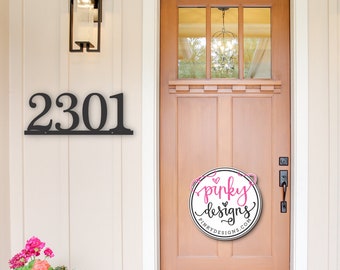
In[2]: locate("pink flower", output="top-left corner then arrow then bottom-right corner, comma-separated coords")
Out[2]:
8,251 -> 27,269
25,236 -> 45,257
44,248 -> 54,258
32,259 -> 51,270
9,237 -> 56,270
21,248 -> 33,259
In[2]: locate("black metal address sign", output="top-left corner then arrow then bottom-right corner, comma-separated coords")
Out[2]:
24,92 -> 133,135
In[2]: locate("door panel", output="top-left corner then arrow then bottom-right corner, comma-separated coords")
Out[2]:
232,97 -> 272,257
160,1 -> 290,269
178,97 -> 218,257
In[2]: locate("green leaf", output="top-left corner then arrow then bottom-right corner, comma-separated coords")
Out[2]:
28,260 -> 35,268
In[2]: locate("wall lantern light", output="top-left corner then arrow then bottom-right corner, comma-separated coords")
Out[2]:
69,0 -> 102,52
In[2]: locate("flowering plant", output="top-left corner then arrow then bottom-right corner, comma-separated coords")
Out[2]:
9,236 -> 63,270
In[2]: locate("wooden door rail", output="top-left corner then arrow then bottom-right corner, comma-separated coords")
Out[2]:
169,79 -> 282,94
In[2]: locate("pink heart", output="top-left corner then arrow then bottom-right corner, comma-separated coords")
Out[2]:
212,177 -> 220,184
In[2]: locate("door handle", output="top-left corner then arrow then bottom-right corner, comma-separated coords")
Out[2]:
279,170 -> 288,213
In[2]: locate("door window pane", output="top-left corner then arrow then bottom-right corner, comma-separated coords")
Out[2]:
178,8 -> 206,79
211,7 -> 238,78
178,7 -> 271,80
244,8 -> 271,79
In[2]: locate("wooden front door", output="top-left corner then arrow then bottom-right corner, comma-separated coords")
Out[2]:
160,0 -> 290,269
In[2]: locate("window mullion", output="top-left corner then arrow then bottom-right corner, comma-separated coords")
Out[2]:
238,5 -> 244,79
206,6 -> 212,79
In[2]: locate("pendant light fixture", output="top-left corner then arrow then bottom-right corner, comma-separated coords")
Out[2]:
211,7 -> 238,78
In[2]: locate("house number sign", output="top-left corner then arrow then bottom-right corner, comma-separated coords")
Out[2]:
189,167 -> 262,240
24,92 -> 133,135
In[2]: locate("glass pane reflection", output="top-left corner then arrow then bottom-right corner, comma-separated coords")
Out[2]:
211,7 -> 238,78
244,8 -> 271,79
178,8 -> 206,79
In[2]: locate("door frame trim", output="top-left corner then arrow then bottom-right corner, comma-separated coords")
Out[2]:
141,0 -> 309,269
290,0 -> 309,269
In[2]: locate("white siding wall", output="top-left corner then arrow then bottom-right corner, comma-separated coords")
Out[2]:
8,0 -> 141,269
0,0 -> 10,269
307,0 -> 340,269
5,0 -> 340,270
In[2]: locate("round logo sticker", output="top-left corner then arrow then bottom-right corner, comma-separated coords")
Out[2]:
189,167 -> 262,240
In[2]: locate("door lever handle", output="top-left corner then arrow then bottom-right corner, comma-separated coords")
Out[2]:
279,170 -> 288,213
282,182 -> 287,201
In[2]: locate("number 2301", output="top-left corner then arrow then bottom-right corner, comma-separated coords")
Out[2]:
24,92 -> 133,135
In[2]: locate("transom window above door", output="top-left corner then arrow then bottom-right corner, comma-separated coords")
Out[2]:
178,7 -> 271,79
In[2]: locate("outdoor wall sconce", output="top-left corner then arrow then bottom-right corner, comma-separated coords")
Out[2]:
69,0 -> 102,52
